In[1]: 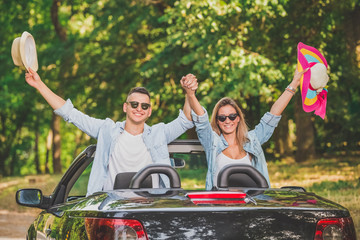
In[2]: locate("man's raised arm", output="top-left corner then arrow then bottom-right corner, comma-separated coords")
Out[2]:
25,67 -> 66,110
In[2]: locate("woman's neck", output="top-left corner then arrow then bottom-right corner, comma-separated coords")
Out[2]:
223,132 -> 237,146
222,132 -> 248,159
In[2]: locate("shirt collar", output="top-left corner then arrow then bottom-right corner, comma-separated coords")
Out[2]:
215,134 -> 228,155
219,133 -> 256,155
118,121 -> 151,135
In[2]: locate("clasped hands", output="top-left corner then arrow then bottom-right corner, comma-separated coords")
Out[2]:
180,73 -> 198,95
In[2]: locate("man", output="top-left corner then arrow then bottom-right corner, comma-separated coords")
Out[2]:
25,68 -> 198,195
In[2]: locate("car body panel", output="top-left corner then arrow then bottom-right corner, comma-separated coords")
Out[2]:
17,142 -> 356,240
28,190 -> 350,239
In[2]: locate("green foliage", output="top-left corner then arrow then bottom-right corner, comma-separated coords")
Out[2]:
1,0 -> 359,175
309,180 -> 360,192
151,0 -> 285,113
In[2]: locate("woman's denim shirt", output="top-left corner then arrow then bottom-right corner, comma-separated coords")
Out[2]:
55,99 -> 194,196
191,108 -> 281,190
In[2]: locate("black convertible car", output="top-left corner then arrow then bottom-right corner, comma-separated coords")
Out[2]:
16,140 -> 356,239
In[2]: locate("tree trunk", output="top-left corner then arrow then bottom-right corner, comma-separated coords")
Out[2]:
273,113 -> 293,156
50,0 -> 67,174
34,115 -> 41,174
10,147 -> 17,176
45,129 -> 52,174
51,0 -> 67,41
73,130 -> 88,159
0,148 -> 11,176
52,113 -> 62,174
294,95 -> 316,162
344,5 -> 360,61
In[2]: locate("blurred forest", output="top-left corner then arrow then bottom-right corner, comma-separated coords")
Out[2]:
1,0 -> 359,176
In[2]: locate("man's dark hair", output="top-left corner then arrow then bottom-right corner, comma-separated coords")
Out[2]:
127,87 -> 151,100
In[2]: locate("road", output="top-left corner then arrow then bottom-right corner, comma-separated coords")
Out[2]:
0,210 -> 39,239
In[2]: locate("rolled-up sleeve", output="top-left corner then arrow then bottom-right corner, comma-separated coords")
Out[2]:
54,99 -> 107,139
162,109 -> 195,143
191,107 -> 214,151
178,109 -> 195,129
254,112 -> 282,145
54,99 -> 74,121
261,112 -> 281,127
191,107 -> 209,123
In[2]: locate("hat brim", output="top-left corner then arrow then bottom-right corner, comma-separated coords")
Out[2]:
19,31 -> 38,72
11,37 -> 23,67
297,42 -> 328,119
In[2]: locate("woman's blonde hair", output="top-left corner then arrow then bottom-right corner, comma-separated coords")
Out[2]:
210,97 -> 249,147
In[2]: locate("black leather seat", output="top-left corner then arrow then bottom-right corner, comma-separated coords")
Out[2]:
113,172 -> 152,189
217,164 -> 269,188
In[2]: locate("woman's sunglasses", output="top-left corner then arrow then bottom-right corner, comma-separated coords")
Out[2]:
127,101 -> 151,110
216,113 -> 238,122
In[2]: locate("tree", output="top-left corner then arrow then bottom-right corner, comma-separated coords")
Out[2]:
0,1 -> 38,176
2,0 -> 359,175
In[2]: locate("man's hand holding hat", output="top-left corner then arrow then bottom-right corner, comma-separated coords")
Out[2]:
11,31 -> 38,72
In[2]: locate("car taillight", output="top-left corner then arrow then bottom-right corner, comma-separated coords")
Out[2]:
314,217 -> 356,240
85,218 -> 148,240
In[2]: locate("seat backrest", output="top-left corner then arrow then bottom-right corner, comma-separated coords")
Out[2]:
217,164 -> 269,188
228,173 -> 259,188
130,164 -> 181,189
113,172 -> 152,189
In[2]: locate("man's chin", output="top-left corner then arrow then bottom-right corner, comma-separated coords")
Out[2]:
130,117 -> 147,124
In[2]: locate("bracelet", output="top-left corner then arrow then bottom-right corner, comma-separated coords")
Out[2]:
287,85 -> 296,92
285,88 -> 295,95
285,85 -> 296,95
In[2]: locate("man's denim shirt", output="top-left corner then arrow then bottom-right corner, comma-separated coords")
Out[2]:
55,99 -> 194,196
191,108 -> 281,190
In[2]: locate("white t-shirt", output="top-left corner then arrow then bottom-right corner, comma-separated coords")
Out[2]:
103,130 -> 159,190
213,152 -> 251,187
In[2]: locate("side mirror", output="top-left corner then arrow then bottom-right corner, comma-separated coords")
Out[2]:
170,157 -> 185,168
16,189 -> 43,207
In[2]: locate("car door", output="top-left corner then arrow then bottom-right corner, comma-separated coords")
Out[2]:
31,146 -> 95,239
35,214 -> 56,240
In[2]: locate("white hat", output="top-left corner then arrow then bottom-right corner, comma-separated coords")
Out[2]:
11,31 -> 38,71
310,63 -> 329,94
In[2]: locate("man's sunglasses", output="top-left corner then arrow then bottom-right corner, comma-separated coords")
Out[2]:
216,113 -> 238,122
127,101 -> 151,110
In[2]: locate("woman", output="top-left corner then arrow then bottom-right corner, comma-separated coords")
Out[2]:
181,68 -> 307,190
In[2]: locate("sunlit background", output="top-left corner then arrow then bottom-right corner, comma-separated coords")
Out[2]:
0,0 -> 359,238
